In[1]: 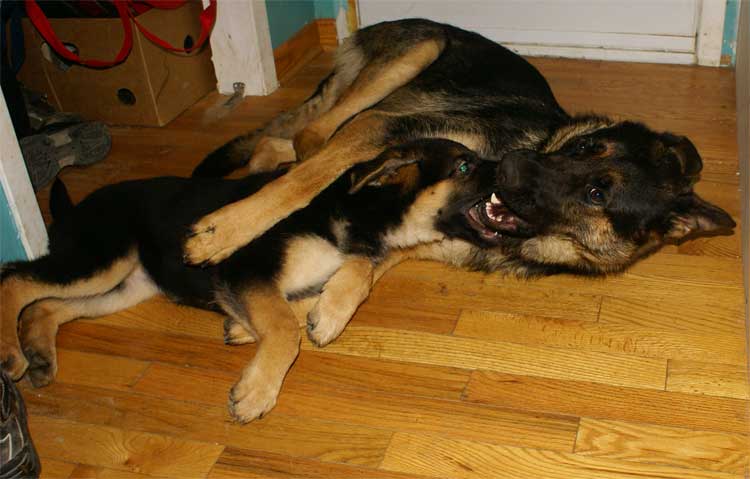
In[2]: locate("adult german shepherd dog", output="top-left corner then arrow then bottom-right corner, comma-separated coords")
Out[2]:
184,19 -> 735,275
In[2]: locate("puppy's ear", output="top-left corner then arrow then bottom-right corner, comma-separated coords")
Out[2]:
665,193 -> 735,241
348,149 -> 420,194
658,134 -> 703,178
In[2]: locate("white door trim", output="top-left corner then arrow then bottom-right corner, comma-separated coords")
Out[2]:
206,0 -> 278,96
0,93 -> 47,260
696,0 -> 728,66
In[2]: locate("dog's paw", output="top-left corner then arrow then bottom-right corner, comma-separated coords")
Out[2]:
293,128 -> 326,161
306,303 -> 347,348
228,373 -> 280,423
223,318 -> 256,346
22,346 -> 56,388
183,216 -> 240,266
0,343 -> 29,381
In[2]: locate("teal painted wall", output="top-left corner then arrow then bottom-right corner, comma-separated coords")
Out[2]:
722,0 -> 740,65
0,184 -> 27,262
266,0 -> 346,49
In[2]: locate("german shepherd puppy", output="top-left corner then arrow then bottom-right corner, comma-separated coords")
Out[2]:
0,139 -> 492,423
183,19 -> 736,272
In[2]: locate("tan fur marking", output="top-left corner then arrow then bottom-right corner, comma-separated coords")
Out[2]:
229,287 -> 300,423
248,137 -> 297,173
295,38 -> 446,159
521,235 -> 582,266
307,256 -> 374,346
424,131 -> 488,155
1,252 -> 138,379
384,182 -> 454,249
277,236 -> 343,296
542,118 -> 616,153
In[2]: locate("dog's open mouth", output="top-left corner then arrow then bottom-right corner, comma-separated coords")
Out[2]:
464,192 -> 530,243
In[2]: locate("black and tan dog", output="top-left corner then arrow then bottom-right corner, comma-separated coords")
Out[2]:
0,139 -> 499,422
184,19 -> 735,272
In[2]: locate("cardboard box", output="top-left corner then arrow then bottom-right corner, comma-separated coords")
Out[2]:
19,2 -> 217,126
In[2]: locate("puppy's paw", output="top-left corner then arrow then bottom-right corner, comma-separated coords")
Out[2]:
223,318 -> 256,345
293,128 -> 326,161
228,373 -> 280,423
0,343 -> 29,381
22,346 -> 57,388
306,303 -> 347,348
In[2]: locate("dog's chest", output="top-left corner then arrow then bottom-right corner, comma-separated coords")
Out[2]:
276,235 -> 344,296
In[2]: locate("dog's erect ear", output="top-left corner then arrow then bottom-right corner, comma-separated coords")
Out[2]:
665,193 -> 735,241
658,134 -> 703,178
348,150 -> 420,194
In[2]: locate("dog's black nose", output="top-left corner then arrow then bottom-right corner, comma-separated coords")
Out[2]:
498,149 -> 536,188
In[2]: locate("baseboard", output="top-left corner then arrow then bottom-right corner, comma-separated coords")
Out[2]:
273,19 -> 338,83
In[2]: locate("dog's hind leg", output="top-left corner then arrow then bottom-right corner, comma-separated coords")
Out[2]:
0,251 -> 138,380
293,37 -> 446,160
217,286 -> 300,423
192,44 -> 368,178
306,256 -> 374,347
18,264 -> 158,387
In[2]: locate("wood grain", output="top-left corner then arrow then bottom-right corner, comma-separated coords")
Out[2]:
380,433 -> 741,479
464,371 -> 748,434
453,311 -> 746,364
306,326 -> 668,389
208,447 -> 430,479
28,415 -> 224,477
666,360 -> 749,399
574,418 -> 749,475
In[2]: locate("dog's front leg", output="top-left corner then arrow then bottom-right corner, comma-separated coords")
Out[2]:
184,112 -> 390,266
228,287 -> 300,423
306,256 -> 374,347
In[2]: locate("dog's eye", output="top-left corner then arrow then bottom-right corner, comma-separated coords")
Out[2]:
576,138 -> 593,153
587,187 -> 605,205
455,159 -> 474,176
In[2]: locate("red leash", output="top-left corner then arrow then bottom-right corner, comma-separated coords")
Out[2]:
24,0 -> 217,68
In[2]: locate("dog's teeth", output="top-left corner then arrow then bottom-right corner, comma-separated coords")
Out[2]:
491,193 -> 501,205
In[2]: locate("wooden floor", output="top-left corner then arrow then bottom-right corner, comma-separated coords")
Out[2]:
25,52 -> 748,479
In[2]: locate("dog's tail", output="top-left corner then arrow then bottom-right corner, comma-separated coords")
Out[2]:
191,131 -> 262,178
50,178 -> 74,221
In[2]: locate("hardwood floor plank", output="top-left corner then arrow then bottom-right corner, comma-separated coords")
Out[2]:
135,353 -> 469,402
272,381 -> 579,452
68,464 -> 156,479
574,418 -> 749,475
371,266 -> 602,320
39,459 -> 77,479
464,371 -> 748,434
666,360 -> 749,400
28,415 -> 223,478
598,295 -> 745,337
306,326 -> 667,389
22,383 -> 392,468
130,362 -> 577,452
379,433 -> 740,479
55,349 -> 151,391
208,447 -> 432,479
453,311 -> 746,364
